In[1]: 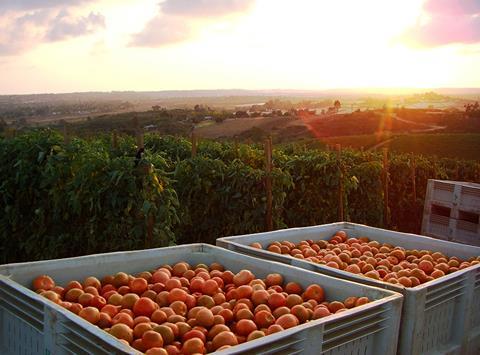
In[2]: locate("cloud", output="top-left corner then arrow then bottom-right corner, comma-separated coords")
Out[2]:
161,0 -> 255,17
424,0 -> 480,16
0,0 -> 92,12
45,11 -> 105,41
0,2 -> 105,56
0,10 -> 50,55
402,0 -> 480,47
130,16 -> 191,47
130,0 -> 255,47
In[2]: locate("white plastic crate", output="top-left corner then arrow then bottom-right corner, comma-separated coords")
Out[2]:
425,180 -> 480,214
217,222 -> 480,355
0,278 -> 134,355
0,244 -> 402,355
422,180 -> 480,244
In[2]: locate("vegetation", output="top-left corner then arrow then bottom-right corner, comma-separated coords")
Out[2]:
0,131 -> 178,263
388,134 -> 480,161
320,133 -> 392,150
1,130 -> 479,264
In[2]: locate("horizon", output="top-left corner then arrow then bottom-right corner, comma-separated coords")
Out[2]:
1,0 -> 480,95
3,87 -> 480,97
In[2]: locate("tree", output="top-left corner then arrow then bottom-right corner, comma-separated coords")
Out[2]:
234,111 -> 249,118
0,118 -> 7,132
465,101 -> 480,118
334,100 -> 341,111
194,104 -> 206,113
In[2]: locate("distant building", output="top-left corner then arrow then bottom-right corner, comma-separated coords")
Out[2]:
144,124 -> 157,131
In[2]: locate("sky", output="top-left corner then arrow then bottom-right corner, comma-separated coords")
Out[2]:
0,0 -> 479,94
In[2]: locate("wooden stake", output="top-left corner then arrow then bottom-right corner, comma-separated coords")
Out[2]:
132,116 -> 144,149
383,148 -> 389,228
146,213 -> 154,249
191,132 -> 197,157
62,120 -> 69,145
234,138 -> 239,158
411,156 -> 416,205
6,127 -> 16,138
336,144 -> 344,221
112,130 -> 118,149
265,137 -> 273,231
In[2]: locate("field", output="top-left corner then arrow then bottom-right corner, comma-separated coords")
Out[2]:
195,110 -> 431,144
319,133 -> 480,161
320,133 -> 393,150
5,103 -> 478,163
195,116 -> 293,139
387,133 -> 480,161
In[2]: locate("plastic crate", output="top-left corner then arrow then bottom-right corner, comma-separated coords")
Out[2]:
0,278 -> 134,355
217,222 -> 480,355
422,180 -> 480,243
0,244 -> 402,355
424,180 -> 480,215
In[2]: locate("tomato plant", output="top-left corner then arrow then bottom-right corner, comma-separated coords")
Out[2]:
1,130 -> 478,263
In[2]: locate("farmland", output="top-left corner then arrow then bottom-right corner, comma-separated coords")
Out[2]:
319,133 -> 480,161
320,133 -> 393,150
387,133 -> 480,161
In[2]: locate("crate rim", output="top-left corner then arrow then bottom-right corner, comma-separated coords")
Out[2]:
430,179 -> 480,188
0,243 -> 402,300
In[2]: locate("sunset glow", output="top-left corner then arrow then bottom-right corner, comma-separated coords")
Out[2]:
1,0 -> 479,94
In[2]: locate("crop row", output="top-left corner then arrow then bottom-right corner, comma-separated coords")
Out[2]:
0,130 -> 478,263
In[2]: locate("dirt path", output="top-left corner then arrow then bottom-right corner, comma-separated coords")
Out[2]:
367,114 -> 447,151
368,137 -> 395,151
392,114 -> 446,132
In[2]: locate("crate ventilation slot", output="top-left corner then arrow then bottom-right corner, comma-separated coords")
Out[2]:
434,182 -> 454,192
235,336 -> 304,355
430,214 -> 450,225
322,308 -> 387,352
458,210 -> 479,225
431,204 -> 451,218
0,287 -> 44,331
425,277 -> 465,310
457,220 -> 478,233
462,186 -> 480,197
59,320 -> 124,355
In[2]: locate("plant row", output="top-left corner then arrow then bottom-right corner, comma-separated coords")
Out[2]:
0,130 -> 478,263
